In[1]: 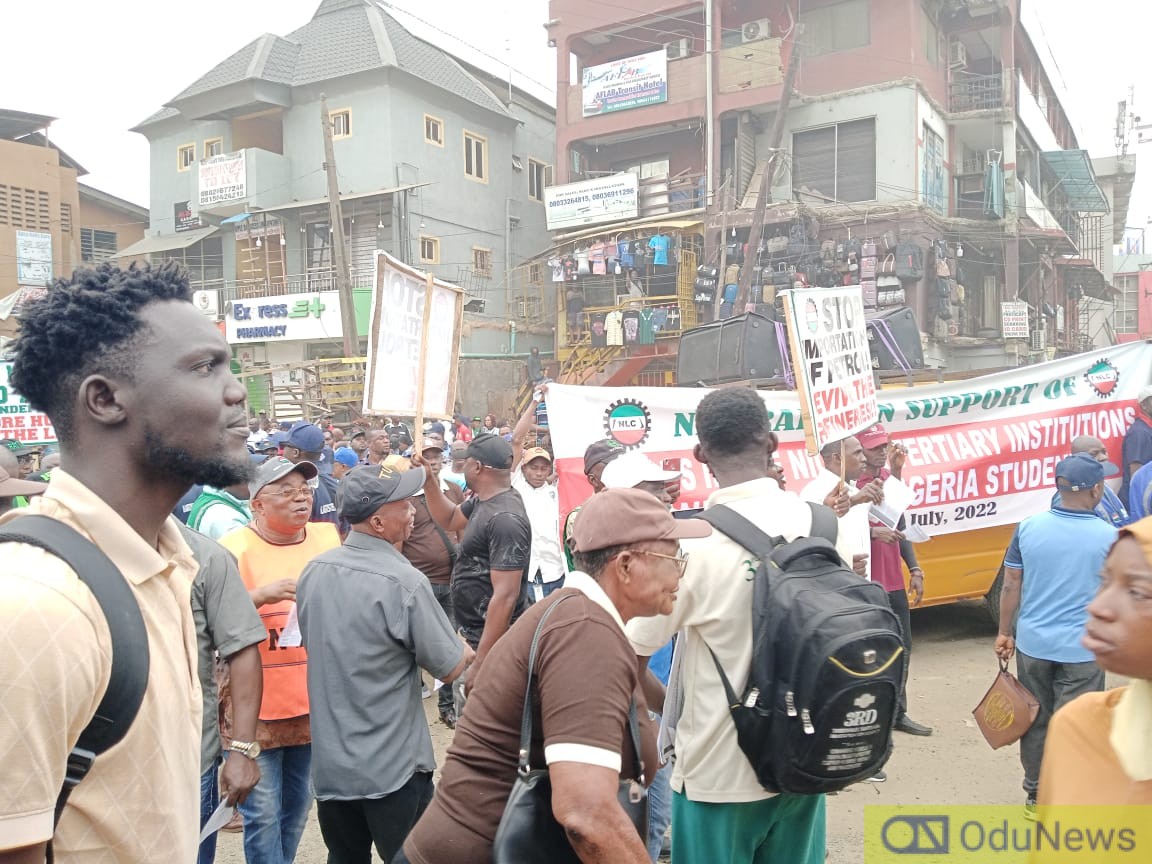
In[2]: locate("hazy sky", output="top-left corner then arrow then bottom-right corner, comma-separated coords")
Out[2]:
5,0 -> 1149,245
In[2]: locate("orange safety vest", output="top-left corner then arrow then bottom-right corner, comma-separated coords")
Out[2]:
220,523 -> 341,721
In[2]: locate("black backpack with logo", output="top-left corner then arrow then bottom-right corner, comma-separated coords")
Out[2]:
697,502 -> 904,794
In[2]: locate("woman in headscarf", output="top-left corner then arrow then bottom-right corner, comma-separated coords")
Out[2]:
1037,516 -> 1152,803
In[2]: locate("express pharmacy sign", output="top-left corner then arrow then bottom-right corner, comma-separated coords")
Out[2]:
225,291 -> 343,344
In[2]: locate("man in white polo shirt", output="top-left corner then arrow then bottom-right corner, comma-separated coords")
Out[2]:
800,436 -> 881,578
511,446 -> 565,600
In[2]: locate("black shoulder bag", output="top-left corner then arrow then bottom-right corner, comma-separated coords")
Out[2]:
0,515 -> 149,862
492,594 -> 649,864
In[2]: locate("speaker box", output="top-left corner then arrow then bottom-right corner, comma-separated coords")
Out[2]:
676,312 -> 786,385
866,306 -> 925,371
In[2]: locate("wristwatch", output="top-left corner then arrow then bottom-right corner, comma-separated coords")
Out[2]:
228,739 -> 262,759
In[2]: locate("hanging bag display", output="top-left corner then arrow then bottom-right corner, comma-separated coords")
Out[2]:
492,596 -> 648,864
936,257 -> 951,278
894,242 -> 925,281
879,254 -> 896,276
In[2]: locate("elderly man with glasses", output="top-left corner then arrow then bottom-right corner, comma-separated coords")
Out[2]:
219,457 -> 341,864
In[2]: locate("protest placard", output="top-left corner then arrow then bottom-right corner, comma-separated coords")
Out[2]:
363,252 -> 464,420
780,285 -> 879,454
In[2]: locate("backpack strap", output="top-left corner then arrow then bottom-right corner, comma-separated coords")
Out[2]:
0,515 -> 149,839
696,505 -> 783,560
805,501 -> 839,545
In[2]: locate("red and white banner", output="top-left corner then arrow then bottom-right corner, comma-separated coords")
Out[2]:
546,342 -> 1152,536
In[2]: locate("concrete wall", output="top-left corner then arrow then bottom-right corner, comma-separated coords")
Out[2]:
767,84 -> 919,204
456,357 -> 530,422
0,138 -> 80,297
77,196 -> 147,267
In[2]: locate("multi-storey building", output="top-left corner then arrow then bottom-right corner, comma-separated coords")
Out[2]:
0,110 -> 147,344
526,0 -> 1135,386
126,0 -> 555,384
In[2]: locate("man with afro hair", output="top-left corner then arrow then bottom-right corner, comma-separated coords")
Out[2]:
0,262 -> 255,863
626,386 -> 855,864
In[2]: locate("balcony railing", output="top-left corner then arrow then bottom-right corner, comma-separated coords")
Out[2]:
949,73 -> 1006,113
202,268 -> 378,304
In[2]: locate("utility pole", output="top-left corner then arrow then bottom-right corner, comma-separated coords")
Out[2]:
321,94 -> 360,358
734,27 -> 803,312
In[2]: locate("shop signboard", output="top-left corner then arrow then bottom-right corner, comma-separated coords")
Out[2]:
582,49 -> 668,117
224,291 -> 342,343
544,173 -> 639,232
16,231 -> 53,286
1001,301 -> 1030,339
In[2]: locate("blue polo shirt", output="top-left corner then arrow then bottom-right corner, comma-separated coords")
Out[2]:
1129,461 -> 1152,521
1120,416 -> 1152,504
1003,507 -> 1116,663
1051,486 -> 1131,528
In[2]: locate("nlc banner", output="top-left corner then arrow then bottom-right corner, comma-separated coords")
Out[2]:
546,342 -> 1152,537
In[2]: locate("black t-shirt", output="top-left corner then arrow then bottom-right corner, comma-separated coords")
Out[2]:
451,488 -> 532,645
385,423 -> 414,448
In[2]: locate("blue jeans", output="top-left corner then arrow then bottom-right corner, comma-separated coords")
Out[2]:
199,763 -> 220,864
237,744 -> 313,864
646,722 -> 673,861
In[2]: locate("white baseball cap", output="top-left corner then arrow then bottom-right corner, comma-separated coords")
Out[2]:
601,451 -> 680,489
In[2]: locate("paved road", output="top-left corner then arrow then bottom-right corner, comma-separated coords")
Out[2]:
215,599 -> 1089,863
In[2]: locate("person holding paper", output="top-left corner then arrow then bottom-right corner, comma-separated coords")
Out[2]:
857,424 -> 933,738
298,464 -> 471,864
220,457 -> 341,864
801,436 -> 882,578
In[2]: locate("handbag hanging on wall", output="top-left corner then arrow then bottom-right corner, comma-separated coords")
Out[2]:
492,596 -> 649,864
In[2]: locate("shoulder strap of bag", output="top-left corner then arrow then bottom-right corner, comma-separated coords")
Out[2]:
0,515 -> 149,841
517,595 -> 574,773
805,501 -> 839,545
696,504 -> 783,559
420,495 -> 458,567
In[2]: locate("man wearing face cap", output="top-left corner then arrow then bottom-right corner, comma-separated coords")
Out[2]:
298,464 -> 472,863
995,452 -> 1117,817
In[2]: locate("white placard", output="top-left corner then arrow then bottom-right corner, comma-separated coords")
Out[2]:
363,253 -> 464,417
544,173 -> 640,232
15,231 -> 52,286
199,152 -> 247,208
781,286 -> 879,454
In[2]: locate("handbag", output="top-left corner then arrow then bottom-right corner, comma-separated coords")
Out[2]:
879,253 -> 896,276
492,596 -> 649,864
972,658 -> 1040,749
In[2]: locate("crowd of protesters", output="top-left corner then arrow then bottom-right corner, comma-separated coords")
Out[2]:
3,261 -> 1152,864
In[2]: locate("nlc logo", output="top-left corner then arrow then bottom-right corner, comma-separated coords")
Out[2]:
603,398 -> 652,450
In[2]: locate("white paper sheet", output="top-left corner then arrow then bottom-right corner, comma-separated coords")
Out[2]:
278,603 -> 302,648
903,524 -> 932,543
869,477 -> 916,529
198,801 -> 236,843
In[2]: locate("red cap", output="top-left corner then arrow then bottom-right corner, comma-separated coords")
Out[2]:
857,423 -> 890,449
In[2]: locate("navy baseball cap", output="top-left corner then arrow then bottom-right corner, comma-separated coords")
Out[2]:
466,433 -> 514,469
1055,452 -> 1111,491
286,421 -> 325,453
338,463 -> 426,523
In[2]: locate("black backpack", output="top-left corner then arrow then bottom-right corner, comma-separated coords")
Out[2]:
0,516 -> 148,858
697,502 -> 904,794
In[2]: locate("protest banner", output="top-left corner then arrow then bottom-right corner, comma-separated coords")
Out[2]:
545,341 -> 1152,537
0,361 -> 57,445
363,252 -> 464,419
780,285 -> 878,454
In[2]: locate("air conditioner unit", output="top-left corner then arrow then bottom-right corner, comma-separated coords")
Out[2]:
949,41 -> 968,70
1029,328 -> 1047,351
665,37 -> 691,60
742,18 -> 771,43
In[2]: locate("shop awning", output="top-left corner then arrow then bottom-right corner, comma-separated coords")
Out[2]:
219,212 -> 253,224
552,210 -> 705,244
115,225 -> 219,258
1040,150 -> 1110,213
249,183 -> 427,215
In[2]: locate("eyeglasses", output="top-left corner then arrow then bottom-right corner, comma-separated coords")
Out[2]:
261,484 -> 315,501
634,548 -> 690,576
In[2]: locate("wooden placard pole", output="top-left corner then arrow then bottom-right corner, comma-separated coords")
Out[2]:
779,290 -> 819,456
412,272 -> 435,440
